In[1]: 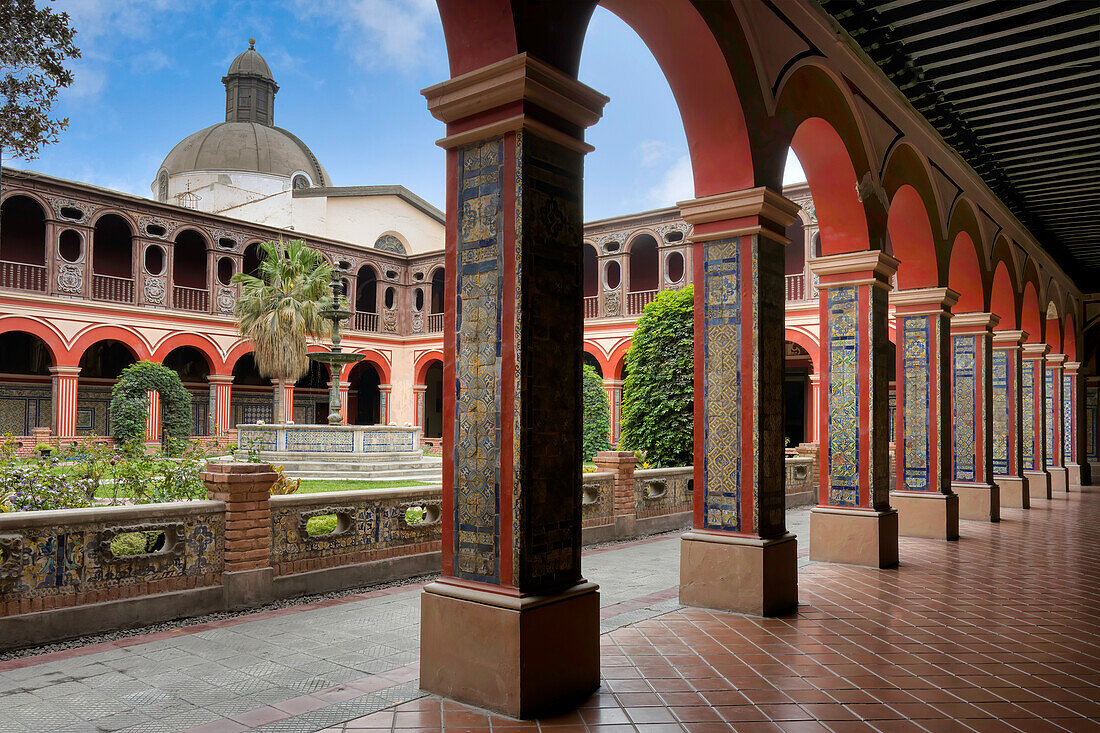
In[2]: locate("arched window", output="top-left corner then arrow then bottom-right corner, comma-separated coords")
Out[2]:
628,234 -> 658,292
157,171 -> 168,202
92,215 -> 133,278
173,230 -> 207,288
374,234 -> 406,254
583,244 -> 598,297
243,242 -> 264,278
430,268 -> 445,314
357,265 -> 378,313
0,195 -> 47,266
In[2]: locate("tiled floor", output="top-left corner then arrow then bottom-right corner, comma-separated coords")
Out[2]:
325,487 -> 1100,732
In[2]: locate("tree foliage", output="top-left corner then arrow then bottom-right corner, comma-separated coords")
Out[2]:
231,239 -> 333,416
110,361 -> 192,452
582,363 -> 611,461
0,0 -> 80,159
619,286 -> 694,467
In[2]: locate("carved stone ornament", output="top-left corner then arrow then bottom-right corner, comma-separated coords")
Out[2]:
48,196 -> 98,221
216,287 -> 236,314
411,310 -> 424,334
855,172 -> 889,209
654,221 -> 691,242
374,234 -> 406,254
594,232 -> 628,253
383,307 -> 398,333
605,291 -> 622,317
139,215 -> 176,239
144,276 -> 166,304
0,534 -> 22,584
208,228 -> 243,250
57,263 -> 83,293
798,197 -> 817,224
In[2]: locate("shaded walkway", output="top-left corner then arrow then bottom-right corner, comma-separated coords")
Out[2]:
2,490 -> 1098,731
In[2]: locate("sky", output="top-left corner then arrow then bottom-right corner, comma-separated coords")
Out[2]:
12,1 -> 805,222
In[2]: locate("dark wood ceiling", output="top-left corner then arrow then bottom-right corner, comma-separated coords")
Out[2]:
818,0 -> 1100,291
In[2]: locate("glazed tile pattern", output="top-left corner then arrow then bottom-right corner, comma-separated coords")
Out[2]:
992,350 -> 1010,475
1046,368 -> 1057,468
702,237 -> 742,530
0,504 -> 223,608
455,138 -> 503,585
826,286 -> 859,507
633,467 -> 693,520
952,336 -> 977,482
0,384 -> 50,436
1063,374 -> 1074,464
901,316 -> 930,490
1087,383 -> 1098,462
580,474 -> 614,527
1022,363 -> 1036,469
285,429 -> 355,453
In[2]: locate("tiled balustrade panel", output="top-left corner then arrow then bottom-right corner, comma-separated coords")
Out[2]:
0,501 -> 224,617
633,467 -> 693,520
270,487 -> 443,575
581,472 -> 614,529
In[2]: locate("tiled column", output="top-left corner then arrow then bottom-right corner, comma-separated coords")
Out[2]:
419,54 -> 608,718
378,383 -> 391,425
677,186 -> 801,616
208,374 -> 233,435
50,366 -> 80,438
1086,376 -> 1100,483
273,379 -> 294,423
1064,362 -> 1081,488
888,288 -> 959,539
991,331 -> 1028,508
1045,354 -> 1067,492
950,313 -> 1000,521
145,390 -> 162,442
1021,344 -> 1051,499
807,373 -> 821,443
604,379 -> 622,445
414,384 -> 426,434
808,251 -> 899,568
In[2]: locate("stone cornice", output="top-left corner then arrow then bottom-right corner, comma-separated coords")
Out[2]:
950,312 -> 1000,331
889,287 -> 959,312
677,187 -> 800,245
992,330 -> 1028,347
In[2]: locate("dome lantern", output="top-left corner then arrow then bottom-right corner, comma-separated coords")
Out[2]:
222,39 -> 278,125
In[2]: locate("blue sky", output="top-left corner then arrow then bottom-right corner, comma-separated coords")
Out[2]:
12,1 -> 803,221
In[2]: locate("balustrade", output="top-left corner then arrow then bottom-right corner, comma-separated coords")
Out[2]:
584,296 -> 598,319
785,273 -> 806,301
173,285 -> 209,312
427,313 -> 444,332
626,289 -> 657,315
353,311 -> 379,332
91,274 -> 134,303
0,261 -> 46,292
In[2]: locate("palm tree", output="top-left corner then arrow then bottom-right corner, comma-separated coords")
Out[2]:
231,239 -> 333,422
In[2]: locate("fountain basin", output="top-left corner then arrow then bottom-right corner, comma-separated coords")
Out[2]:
237,423 -> 422,459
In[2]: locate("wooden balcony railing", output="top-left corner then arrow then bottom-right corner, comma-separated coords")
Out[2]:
353,311 -> 379,332
92,274 -> 134,303
785,273 -> 806,302
173,285 -> 209,312
427,313 -> 444,333
583,296 -> 598,319
0,260 -> 46,292
626,289 -> 657,316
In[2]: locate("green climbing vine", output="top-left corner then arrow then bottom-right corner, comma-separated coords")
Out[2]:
110,361 -> 192,453
582,363 -> 612,461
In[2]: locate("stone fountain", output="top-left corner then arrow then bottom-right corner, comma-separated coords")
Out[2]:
308,272 -> 364,425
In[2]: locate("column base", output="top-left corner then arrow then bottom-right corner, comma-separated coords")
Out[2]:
890,491 -> 959,540
809,506 -> 899,568
1066,463 -> 1081,489
679,531 -> 797,616
1088,462 -> 1100,486
952,482 -> 999,522
994,475 -> 1029,509
1048,467 -> 1068,493
1024,470 -> 1051,500
420,580 -> 599,719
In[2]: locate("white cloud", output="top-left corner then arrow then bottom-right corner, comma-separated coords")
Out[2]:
634,140 -> 672,167
646,155 -> 694,209
290,0 -> 439,73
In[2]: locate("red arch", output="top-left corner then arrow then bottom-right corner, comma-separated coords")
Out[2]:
1064,313 -> 1077,361
888,184 -> 940,290
784,329 -> 818,372
990,260 -> 1018,331
582,341 -> 610,378
415,350 -> 445,384
1021,282 -> 1042,345
151,334 -> 224,373
67,326 -> 150,367
0,317 -> 65,365
947,232 -> 987,314
223,342 -> 257,375
790,118 -> 870,255
346,349 -> 392,383
607,339 -> 632,380
882,142 -> 946,245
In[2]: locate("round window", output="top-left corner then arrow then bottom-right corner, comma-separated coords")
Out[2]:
144,245 -> 165,275
384,287 -> 396,309
58,230 -> 82,263
217,257 -> 234,285
415,288 -> 425,311
666,251 -> 685,283
605,260 -> 621,290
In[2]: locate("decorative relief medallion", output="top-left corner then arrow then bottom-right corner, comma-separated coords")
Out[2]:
48,196 -> 98,221
208,228 -> 243,249
374,234 -> 406,254
604,291 -> 621,317
594,232 -> 627,253
57,263 -> 83,293
799,197 -> 817,224
382,307 -> 398,332
654,221 -> 691,242
216,287 -> 236,314
411,310 -> 424,333
143,276 -> 166,304
138,215 -> 176,239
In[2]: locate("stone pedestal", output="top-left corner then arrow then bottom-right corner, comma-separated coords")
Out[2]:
1024,470 -> 1052,500
890,490 -> 958,540
421,581 -> 599,719
679,531 -> 797,615
1048,467 -> 1068,493
996,476 -> 1028,508
953,482 -> 1000,522
809,506 -> 898,568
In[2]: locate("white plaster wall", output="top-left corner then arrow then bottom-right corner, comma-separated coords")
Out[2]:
318,196 -> 444,254
165,171 -> 290,214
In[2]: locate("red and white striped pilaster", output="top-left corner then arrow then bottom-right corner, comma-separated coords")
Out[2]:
274,379 -> 294,423
145,390 -> 161,442
50,366 -> 81,438
208,375 -> 234,434
604,379 -> 622,445
379,383 -> 392,425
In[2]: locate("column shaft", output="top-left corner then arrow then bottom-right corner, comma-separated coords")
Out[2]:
145,390 -> 162,443
1045,354 -> 1067,492
808,251 -> 899,568
949,313 -> 999,521
1064,362 -> 1081,487
50,366 -> 81,439
208,375 -> 234,435
991,331 -> 1028,508
1021,344 -> 1051,499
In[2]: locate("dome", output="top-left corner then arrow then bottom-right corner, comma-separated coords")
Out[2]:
158,122 -> 330,186
226,40 -> 272,80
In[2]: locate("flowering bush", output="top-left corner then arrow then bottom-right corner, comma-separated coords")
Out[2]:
0,459 -> 93,512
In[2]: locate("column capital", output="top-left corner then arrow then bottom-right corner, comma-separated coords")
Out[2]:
602,379 -> 624,388
1022,342 -> 1050,359
889,287 -> 959,314
379,383 -> 393,391
992,330 -> 1028,347
677,187 -> 800,245
950,311 -> 1000,333
422,52 -> 608,152
207,374 -> 234,385
1065,361 -> 1081,373
809,250 -> 898,290
1047,353 -> 1067,366
413,384 -> 427,393
808,373 -> 821,385
328,380 -> 351,389
49,365 -> 81,377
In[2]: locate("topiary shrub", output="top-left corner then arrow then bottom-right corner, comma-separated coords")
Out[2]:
620,285 -> 694,467
110,361 -> 192,454
582,363 -> 611,461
